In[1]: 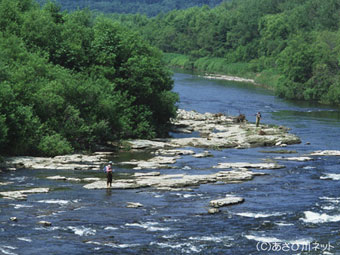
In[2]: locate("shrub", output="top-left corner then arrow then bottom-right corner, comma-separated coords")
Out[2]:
38,133 -> 73,157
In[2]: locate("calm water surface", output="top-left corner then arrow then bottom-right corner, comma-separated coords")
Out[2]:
0,72 -> 339,254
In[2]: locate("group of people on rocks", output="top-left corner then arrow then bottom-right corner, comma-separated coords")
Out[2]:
103,111 -> 262,188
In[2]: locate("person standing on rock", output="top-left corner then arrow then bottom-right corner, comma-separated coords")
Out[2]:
104,161 -> 113,188
255,112 -> 262,127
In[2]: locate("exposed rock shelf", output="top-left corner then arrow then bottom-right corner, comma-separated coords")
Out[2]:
1,152 -> 114,171
0,188 -> 50,200
83,169 -> 266,190
210,195 -> 245,208
126,109 -> 301,151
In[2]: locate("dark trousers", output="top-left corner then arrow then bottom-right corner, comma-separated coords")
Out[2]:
107,172 -> 113,186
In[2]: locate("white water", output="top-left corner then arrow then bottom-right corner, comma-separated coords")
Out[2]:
236,212 -> 285,218
68,226 -> 97,236
320,173 -> 340,181
125,222 -> 171,232
301,211 -> 340,224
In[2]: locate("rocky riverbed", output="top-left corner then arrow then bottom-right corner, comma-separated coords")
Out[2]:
1,109 -> 301,172
126,109 -> 301,151
0,109 -> 306,204
1,73 -> 340,254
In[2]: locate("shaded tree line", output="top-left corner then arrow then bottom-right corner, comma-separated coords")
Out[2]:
0,0 -> 178,156
114,0 -> 340,105
37,0 -> 224,16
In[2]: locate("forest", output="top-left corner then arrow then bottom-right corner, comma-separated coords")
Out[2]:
0,0 -> 178,156
3,0 -> 340,157
36,0 -> 224,16
113,0 -> 340,106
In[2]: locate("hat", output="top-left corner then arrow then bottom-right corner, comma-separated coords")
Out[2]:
109,161 -> 113,164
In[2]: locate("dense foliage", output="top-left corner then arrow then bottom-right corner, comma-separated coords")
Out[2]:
0,0 -> 178,156
37,0 -> 224,16
114,0 -> 340,105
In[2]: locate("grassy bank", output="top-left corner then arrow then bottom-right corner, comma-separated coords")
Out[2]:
164,53 -> 281,90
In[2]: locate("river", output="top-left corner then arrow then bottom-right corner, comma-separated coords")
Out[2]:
0,72 -> 339,254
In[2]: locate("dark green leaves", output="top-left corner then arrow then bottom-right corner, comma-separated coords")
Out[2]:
0,0 -> 178,156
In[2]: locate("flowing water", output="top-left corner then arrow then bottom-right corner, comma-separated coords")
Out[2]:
1,72 -> 340,254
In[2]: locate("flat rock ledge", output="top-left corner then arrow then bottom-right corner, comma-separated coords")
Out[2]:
1,152 -> 114,171
310,150 -> 340,156
46,176 -> 101,182
213,162 -> 285,170
84,168 -> 266,190
274,156 -> 313,162
0,188 -> 50,200
126,109 -> 301,150
120,149 -> 213,170
210,195 -> 245,208
118,156 -> 179,170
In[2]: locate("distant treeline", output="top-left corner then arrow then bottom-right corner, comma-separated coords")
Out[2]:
0,0 -> 178,156
113,0 -> 340,105
36,0 -> 224,16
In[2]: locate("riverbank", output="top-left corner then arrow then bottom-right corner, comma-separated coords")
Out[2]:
165,53 -> 281,90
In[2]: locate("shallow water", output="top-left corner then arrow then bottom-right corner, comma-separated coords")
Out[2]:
1,72 -> 340,254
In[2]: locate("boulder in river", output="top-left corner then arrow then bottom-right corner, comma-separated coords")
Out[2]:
210,196 -> 245,208
208,208 -> 220,214
126,202 -> 143,208
38,221 -> 52,227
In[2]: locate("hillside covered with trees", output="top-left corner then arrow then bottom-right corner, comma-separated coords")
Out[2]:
37,0 -> 224,16
114,0 -> 340,106
0,0 -> 178,156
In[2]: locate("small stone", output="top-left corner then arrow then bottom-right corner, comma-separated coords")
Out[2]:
38,221 -> 52,226
47,175 -> 67,180
193,151 -> 213,158
10,217 -> 17,221
126,202 -> 143,208
208,208 -> 220,214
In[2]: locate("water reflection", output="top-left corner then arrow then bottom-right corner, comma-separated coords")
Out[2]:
273,109 -> 340,122
106,188 -> 112,196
